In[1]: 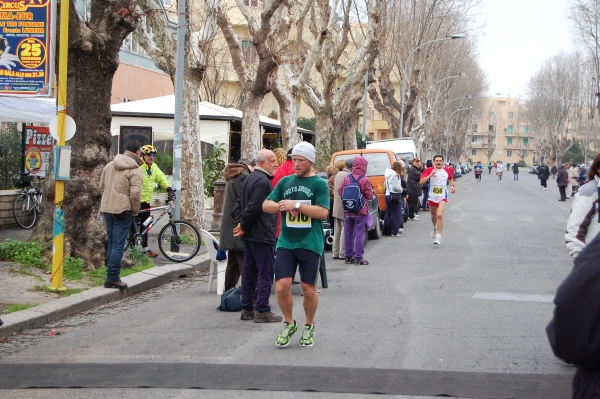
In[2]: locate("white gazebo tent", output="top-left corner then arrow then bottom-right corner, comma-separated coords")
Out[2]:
111,95 -> 314,162
0,96 -> 56,123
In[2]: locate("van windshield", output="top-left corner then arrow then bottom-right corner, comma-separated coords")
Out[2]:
333,153 -> 391,176
396,152 -> 414,163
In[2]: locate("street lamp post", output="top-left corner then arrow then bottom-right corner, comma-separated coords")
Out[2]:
445,106 -> 473,161
398,34 -> 466,138
424,73 -> 466,160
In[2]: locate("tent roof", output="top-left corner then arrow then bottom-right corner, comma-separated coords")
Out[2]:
111,95 -> 313,134
0,96 -> 56,123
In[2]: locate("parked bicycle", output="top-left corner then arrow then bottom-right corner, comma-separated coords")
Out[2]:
126,197 -> 201,263
12,173 -> 44,229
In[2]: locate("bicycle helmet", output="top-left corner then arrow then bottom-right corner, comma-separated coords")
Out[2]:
141,145 -> 157,156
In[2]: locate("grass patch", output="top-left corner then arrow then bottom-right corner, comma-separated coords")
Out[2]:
82,248 -> 155,284
4,303 -> 36,314
10,267 -> 44,282
0,238 -> 49,269
29,284 -> 88,297
63,257 -> 84,281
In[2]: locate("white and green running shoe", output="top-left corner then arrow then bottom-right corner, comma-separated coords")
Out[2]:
299,323 -> 315,347
276,321 -> 298,348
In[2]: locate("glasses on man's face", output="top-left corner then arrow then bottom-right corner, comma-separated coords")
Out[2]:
146,154 -> 155,158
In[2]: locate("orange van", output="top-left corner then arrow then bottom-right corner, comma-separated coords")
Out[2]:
330,148 -> 397,217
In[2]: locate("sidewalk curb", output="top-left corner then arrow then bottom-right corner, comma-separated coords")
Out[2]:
0,253 -> 210,339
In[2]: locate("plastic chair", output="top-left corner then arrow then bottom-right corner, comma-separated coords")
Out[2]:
199,230 -> 226,295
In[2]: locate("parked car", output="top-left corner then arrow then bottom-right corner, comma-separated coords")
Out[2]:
529,166 -> 539,175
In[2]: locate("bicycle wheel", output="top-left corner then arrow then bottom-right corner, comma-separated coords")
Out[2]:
13,194 -> 37,229
157,220 -> 201,263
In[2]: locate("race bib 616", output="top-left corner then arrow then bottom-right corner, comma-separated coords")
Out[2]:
286,200 -> 311,228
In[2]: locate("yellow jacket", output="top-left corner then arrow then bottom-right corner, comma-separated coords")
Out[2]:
139,162 -> 170,203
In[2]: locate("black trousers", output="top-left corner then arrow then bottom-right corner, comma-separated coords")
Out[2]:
559,186 -> 567,201
408,193 -> 420,219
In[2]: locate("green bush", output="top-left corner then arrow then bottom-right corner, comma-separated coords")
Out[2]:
63,257 -> 84,280
0,125 -> 22,190
0,239 -> 49,269
518,160 -> 528,167
154,152 -> 173,175
203,141 -> 226,197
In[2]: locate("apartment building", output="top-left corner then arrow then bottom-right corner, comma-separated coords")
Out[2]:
465,96 -> 535,166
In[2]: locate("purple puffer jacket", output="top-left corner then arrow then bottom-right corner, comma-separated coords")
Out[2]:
338,156 -> 374,215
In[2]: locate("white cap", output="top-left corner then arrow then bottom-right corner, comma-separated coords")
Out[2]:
291,142 -> 316,163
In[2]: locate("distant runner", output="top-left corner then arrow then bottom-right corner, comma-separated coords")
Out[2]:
419,155 -> 456,245
474,161 -> 483,183
496,160 -> 504,182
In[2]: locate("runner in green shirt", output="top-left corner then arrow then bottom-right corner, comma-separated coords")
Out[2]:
263,142 -> 329,348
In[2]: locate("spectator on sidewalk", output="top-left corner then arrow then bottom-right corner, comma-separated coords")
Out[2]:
272,148 -> 295,239
383,161 -> 404,236
99,140 -> 143,290
220,160 -> 253,292
407,158 -> 422,220
421,160 -> 433,210
565,153 -> 600,258
338,156 -> 374,265
538,163 -> 550,189
332,159 -> 351,260
551,164 -> 558,180
568,163 -> 580,198
557,164 -> 569,201
232,149 -> 282,323
512,162 -> 519,181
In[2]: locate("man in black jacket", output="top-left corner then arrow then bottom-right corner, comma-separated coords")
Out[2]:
232,149 -> 282,323
407,158 -> 422,221
547,233 -> 600,398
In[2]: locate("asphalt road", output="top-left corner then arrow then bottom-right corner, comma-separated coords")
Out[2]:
0,171 -> 577,398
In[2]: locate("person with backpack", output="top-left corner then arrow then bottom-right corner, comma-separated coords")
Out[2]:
338,156 -> 374,265
383,161 -> 404,236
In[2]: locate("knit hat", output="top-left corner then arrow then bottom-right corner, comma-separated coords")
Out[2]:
292,142 -> 316,163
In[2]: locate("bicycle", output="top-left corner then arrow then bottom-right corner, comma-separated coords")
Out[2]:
12,174 -> 44,229
125,199 -> 201,263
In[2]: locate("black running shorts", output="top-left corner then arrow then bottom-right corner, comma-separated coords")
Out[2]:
275,248 -> 321,285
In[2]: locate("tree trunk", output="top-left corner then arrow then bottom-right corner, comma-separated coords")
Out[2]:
240,92 -> 264,161
30,0 -> 137,269
314,111 -> 334,170
271,76 -> 301,150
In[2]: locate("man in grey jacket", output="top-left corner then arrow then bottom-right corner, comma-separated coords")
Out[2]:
99,140 -> 143,290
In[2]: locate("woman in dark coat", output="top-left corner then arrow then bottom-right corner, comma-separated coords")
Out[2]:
512,163 -> 519,181
538,164 -> 550,189
556,164 -> 569,201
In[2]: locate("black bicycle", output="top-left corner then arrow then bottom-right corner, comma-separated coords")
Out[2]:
12,174 -> 44,229
125,200 -> 201,263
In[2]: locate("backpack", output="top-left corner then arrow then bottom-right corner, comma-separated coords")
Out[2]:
342,175 -> 366,212
217,287 -> 241,312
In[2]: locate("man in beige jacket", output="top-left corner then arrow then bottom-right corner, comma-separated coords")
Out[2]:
99,140 -> 143,289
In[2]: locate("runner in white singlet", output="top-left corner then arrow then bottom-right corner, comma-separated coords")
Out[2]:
419,155 -> 455,245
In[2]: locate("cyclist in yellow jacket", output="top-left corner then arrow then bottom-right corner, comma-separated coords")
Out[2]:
138,144 -> 176,257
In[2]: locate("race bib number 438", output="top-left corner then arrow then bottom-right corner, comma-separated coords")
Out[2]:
286,200 -> 312,228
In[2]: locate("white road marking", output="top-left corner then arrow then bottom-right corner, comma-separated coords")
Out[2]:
516,215 -> 534,222
472,292 -> 554,303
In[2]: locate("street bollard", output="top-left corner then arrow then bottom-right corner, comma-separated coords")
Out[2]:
210,179 -> 226,232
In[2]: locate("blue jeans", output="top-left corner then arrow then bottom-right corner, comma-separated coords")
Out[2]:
103,211 -> 133,282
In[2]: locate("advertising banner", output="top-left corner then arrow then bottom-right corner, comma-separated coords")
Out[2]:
0,0 -> 53,96
24,125 -> 52,177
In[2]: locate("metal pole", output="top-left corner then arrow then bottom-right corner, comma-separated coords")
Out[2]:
171,0 -> 186,251
50,0 -> 70,291
362,69 -> 368,144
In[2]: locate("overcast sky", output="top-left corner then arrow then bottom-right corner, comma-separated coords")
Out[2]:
477,0 -> 576,99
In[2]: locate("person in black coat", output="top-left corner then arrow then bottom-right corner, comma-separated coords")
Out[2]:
538,163 -> 550,189
557,165 -> 569,201
512,163 -> 519,181
551,164 -> 558,180
547,232 -> 600,398
220,161 -> 252,291
406,158 -> 423,220
231,149 -> 282,323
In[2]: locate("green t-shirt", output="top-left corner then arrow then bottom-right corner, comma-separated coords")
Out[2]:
267,174 -> 330,255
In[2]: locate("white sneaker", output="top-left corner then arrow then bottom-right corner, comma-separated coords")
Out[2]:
398,228 -> 404,233
414,214 -> 420,220
431,228 -> 437,238
434,234 -> 441,245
